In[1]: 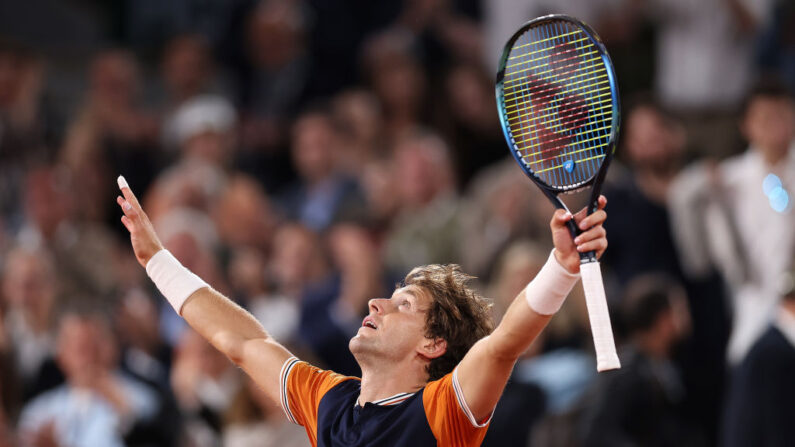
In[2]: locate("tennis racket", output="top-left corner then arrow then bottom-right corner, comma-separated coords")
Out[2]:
495,14 -> 620,371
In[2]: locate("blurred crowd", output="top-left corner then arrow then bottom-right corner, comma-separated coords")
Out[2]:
0,0 -> 794,446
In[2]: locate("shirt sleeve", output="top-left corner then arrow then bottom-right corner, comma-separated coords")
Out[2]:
279,357 -> 356,435
422,368 -> 493,446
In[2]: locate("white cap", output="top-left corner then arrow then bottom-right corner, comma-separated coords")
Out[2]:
173,95 -> 236,144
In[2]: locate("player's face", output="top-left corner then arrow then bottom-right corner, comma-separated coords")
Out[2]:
349,285 -> 433,363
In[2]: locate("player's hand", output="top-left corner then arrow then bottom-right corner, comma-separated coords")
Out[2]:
551,195 -> 607,273
116,176 -> 164,268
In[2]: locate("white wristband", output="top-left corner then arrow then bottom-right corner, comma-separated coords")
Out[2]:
146,249 -> 208,315
525,250 -> 580,315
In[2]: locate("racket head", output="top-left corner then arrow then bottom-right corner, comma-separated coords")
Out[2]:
496,15 -> 620,194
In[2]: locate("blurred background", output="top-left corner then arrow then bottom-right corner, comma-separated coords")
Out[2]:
0,0 -> 794,446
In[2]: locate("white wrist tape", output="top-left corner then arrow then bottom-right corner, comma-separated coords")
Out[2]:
525,250 -> 580,315
146,249 -> 208,315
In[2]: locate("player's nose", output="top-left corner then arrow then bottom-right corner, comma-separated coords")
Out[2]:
368,298 -> 390,315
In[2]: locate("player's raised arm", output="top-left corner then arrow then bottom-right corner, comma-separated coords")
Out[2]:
115,176 -> 292,403
455,196 -> 608,423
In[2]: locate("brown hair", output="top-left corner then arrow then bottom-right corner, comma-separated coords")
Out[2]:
404,264 -> 494,381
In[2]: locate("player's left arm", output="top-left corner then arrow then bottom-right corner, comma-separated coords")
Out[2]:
455,196 -> 608,422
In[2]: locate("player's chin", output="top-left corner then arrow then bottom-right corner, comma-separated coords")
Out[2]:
349,332 -> 370,351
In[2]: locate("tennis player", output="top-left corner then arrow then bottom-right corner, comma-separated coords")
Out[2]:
116,175 -> 607,446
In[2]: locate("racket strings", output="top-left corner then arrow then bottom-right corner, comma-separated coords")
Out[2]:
510,101 -> 613,142
503,71 -> 609,112
501,21 -> 613,189
505,36 -> 591,66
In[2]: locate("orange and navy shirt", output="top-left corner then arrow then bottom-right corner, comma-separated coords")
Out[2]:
279,357 -> 492,447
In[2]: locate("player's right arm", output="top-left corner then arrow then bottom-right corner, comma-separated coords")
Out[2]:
115,177 -> 291,405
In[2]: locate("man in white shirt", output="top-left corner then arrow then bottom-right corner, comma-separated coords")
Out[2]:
670,78 -> 795,363
18,311 -> 158,447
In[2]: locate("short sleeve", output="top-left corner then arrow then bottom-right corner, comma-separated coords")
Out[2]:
422,368 -> 493,446
279,357 -> 356,437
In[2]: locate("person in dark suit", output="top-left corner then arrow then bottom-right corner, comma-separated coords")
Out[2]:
579,275 -> 699,447
722,265 -> 795,447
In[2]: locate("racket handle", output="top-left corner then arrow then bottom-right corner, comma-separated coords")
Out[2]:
580,261 -> 621,371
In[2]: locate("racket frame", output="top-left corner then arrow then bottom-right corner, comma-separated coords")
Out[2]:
495,14 -> 621,262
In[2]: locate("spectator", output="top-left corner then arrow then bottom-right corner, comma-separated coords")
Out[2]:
649,0 -> 771,113
383,130 -> 463,275
232,0 -> 311,191
608,0 -> 774,157
172,94 -> 237,168
222,376 -> 310,447
579,275 -> 696,447
439,63 -> 504,187
227,246 -> 300,345
331,89 -> 385,175
278,108 -> 366,232
171,329 -> 242,447
237,0 -> 310,131
115,289 -> 183,447
459,159 -> 552,280
602,97 -> 730,444
269,223 -> 328,301
395,0 -> 484,71
213,174 -> 276,254
143,157 -> 229,225
159,34 -> 227,150
115,288 -> 174,390
361,30 -> 429,140
18,310 -> 160,447
722,261 -> 795,447
0,40 -> 55,224
60,49 -> 159,224
670,78 -> 795,363
602,95 -> 687,286
0,246 -> 59,404
602,98 -> 730,443
358,156 -> 399,235
16,166 -> 119,307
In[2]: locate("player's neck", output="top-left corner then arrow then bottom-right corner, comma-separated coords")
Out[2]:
357,360 -> 428,406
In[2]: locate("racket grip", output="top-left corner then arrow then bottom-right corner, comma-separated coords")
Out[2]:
580,261 -> 621,372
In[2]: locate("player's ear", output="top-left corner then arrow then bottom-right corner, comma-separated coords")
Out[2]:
420,337 -> 447,359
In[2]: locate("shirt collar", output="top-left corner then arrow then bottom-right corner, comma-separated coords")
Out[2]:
355,391 -> 416,408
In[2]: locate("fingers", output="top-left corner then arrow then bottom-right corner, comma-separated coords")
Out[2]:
120,215 -> 133,232
573,225 -> 606,251
117,175 -> 142,211
576,237 -> 608,256
596,194 -> 607,210
550,209 -> 573,230
574,195 -> 608,230
577,209 -> 607,231
117,195 -> 137,222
